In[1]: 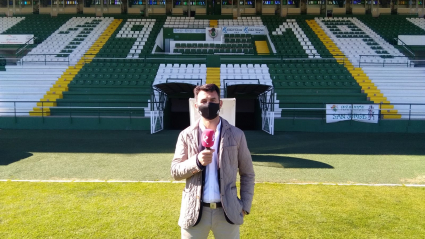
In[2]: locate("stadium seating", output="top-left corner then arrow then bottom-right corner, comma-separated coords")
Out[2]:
217,17 -> 263,27
263,17 -> 313,58
357,15 -> 425,45
173,41 -> 255,54
407,18 -> 425,31
295,17 -> 332,57
0,15 -> 74,48
155,63 -> 206,85
97,18 -> 164,58
0,65 -> 67,116
220,64 -> 271,86
316,17 -> 408,66
0,17 -> 25,34
0,14 -> 424,122
163,16 -> 263,28
362,67 -> 425,119
269,59 -> 371,117
49,59 -> 159,116
164,17 -> 210,28
22,17 -> 114,65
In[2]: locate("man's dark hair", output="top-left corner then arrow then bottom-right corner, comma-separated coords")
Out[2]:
194,84 -> 220,101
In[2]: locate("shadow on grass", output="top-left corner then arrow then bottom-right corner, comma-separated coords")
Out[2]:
0,129 -> 424,166
252,155 -> 334,169
0,151 -> 33,165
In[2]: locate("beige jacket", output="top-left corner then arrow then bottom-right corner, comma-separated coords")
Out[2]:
171,117 -> 255,229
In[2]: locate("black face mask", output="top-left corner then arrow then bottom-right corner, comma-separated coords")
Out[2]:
198,102 -> 220,120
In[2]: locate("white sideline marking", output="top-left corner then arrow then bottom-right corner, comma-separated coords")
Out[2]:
0,179 -> 424,187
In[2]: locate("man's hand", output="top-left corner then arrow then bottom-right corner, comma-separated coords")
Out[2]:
197,149 -> 215,166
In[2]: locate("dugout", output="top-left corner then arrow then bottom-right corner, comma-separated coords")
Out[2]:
155,82 -> 270,131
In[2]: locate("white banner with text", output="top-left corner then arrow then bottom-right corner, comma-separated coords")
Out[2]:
172,29 -> 206,34
221,26 -> 266,35
326,104 -> 379,123
0,34 -> 34,44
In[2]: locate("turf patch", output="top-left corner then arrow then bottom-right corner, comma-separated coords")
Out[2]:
0,182 -> 424,238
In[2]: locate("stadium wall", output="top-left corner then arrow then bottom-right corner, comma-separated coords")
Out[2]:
0,117 -> 424,133
0,118 -> 150,131
275,119 -> 425,133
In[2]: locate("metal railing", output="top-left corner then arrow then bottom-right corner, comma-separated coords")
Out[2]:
0,101 -> 159,121
15,36 -> 38,57
0,54 -> 71,66
358,55 -> 425,67
267,102 -> 425,121
6,51 -> 425,69
1,101 -> 424,129
82,54 -> 208,65
394,37 -> 416,57
2,52 -> 350,67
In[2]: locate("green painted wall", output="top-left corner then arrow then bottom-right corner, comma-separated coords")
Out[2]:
163,28 -> 205,44
1,117 -> 424,133
275,119 -> 425,133
0,117 -> 150,131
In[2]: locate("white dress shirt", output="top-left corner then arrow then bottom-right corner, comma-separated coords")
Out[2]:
199,119 -> 221,203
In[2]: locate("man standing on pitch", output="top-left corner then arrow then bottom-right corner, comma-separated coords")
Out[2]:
171,84 -> 255,239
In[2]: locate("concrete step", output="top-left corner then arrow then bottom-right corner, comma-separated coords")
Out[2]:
0,87 -> 52,92
0,81 -> 56,85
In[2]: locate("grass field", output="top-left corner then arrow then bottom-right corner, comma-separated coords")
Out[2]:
1,129 -> 425,238
1,182 -> 424,239
1,130 -> 424,184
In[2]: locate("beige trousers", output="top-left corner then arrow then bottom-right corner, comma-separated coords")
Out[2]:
181,206 -> 240,239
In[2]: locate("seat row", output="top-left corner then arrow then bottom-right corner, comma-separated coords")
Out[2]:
274,81 -> 359,88
69,79 -> 154,86
75,73 -> 156,80
407,18 -> 425,31
271,74 -> 355,81
0,17 -> 25,33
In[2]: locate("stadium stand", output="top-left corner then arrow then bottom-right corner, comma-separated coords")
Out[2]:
221,64 -> 271,87
269,59 -> 370,118
316,17 -> 408,66
362,67 -> 425,119
164,17 -> 210,28
0,65 -> 67,116
22,17 -> 114,65
155,63 -> 206,85
295,17 -> 331,57
267,18 -> 316,58
0,13 -> 424,131
98,18 -> 164,58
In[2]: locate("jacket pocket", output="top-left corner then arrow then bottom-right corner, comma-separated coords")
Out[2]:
231,186 -> 244,213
